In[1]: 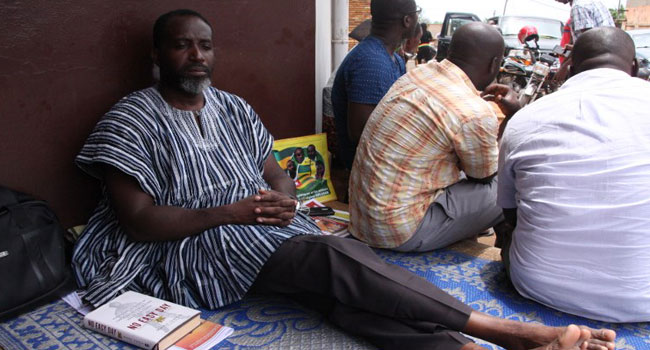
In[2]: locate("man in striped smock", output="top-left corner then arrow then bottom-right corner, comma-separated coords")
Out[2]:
72,9 -> 616,350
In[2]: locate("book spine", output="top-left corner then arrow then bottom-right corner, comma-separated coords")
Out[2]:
83,317 -> 155,349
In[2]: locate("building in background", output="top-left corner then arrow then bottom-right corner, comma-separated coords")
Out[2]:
348,0 -> 441,49
628,0 -> 650,29
349,0 -> 371,49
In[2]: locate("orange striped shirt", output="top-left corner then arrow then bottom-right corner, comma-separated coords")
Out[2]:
349,60 -> 504,248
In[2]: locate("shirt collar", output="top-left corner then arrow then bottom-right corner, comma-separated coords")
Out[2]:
365,35 -> 402,65
561,67 -> 631,90
439,59 -> 479,95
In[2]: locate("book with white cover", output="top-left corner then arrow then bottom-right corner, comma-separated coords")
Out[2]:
82,291 -> 201,350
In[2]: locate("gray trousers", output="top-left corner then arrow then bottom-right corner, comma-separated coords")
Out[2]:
395,177 -> 503,252
251,235 -> 473,350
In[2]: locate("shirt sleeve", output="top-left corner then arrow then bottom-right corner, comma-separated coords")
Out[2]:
453,115 -> 498,179
75,102 -> 161,197
345,56 -> 398,106
497,126 -> 518,209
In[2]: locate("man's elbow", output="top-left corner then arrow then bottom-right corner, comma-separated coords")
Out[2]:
119,215 -> 164,242
122,224 -> 155,242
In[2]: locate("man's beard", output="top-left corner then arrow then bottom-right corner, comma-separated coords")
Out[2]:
178,76 -> 211,95
159,64 -> 213,95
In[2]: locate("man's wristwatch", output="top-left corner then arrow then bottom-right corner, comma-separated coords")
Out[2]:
288,194 -> 300,213
288,194 -> 307,214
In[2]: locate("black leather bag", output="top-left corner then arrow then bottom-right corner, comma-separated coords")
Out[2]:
0,185 -> 70,320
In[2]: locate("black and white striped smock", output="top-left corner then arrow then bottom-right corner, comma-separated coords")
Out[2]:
72,86 -> 320,309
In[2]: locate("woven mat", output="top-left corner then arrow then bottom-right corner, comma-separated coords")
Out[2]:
2,242 -> 648,350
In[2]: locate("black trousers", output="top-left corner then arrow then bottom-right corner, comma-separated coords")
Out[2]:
250,235 -> 474,350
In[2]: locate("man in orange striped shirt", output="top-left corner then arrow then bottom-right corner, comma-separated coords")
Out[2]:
349,22 -> 519,251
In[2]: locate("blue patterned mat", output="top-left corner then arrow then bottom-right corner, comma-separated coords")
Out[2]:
1,248 -> 649,349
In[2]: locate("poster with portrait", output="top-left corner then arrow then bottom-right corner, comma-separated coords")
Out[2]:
272,133 -> 337,203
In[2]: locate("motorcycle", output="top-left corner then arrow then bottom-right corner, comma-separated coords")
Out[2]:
497,25 -> 564,106
517,52 -> 558,105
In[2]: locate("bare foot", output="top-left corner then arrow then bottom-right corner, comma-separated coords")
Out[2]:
504,325 -> 615,350
460,325 -> 611,350
463,312 -> 616,350
575,326 -> 616,350
531,324 -> 588,350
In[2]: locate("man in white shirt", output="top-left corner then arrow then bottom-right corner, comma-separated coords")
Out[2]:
498,27 -> 650,322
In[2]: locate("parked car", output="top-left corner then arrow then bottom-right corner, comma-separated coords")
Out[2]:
627,29 -> 650,80
487,16 -> 563,55
435,13 -> 562,61
435,12 -> 481,62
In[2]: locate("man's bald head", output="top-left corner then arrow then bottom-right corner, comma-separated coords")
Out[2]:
571,27 -> 637,76
448,22 -> 505,90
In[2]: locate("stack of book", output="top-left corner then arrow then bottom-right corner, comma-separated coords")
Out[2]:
82,291 -> 233,350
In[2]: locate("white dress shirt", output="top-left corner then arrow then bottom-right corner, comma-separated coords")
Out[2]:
498,68 -> 650,322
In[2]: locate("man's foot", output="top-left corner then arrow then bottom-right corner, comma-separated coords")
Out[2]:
464,312 -> 616,350
506,324 -> 615,350
460,325 -> 605,350
531,324 -> 589,350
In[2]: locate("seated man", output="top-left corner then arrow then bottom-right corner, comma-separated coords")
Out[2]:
72,9 -> 616,350
349,23 -> 516,252
498,27 -> 650,323
331,0 -> 416,170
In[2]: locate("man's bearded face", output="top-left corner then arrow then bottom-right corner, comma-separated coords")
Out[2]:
156,15 -> 215,95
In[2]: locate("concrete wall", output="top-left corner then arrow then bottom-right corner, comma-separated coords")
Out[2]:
627,1 -> 650,28
346,2 -> 443,50
628,0 -> 650,7
0,0 -> 315,228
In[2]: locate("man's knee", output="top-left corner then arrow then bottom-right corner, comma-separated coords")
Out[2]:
285,234 -> 374,260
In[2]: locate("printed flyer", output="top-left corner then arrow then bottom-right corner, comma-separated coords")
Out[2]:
272,133 -> 337,203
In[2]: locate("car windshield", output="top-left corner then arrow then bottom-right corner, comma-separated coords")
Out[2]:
631,33 -> 650,48
500,17 -> 562,39
446,18 -> 477,37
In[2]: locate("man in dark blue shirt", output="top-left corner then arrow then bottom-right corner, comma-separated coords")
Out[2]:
331,0 -> 419,170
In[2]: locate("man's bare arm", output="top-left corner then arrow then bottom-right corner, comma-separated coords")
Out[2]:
105,159 -> 296,242
262,153 -> 297,197
347,102 -> 377,145
482,83 -> 521,140
462,84 -> 519,185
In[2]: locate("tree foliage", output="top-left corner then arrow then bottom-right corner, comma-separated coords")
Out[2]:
610,5 -> 625,22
